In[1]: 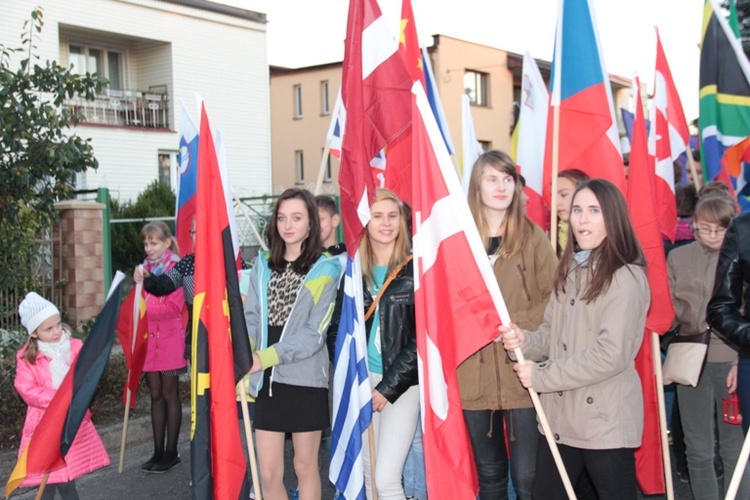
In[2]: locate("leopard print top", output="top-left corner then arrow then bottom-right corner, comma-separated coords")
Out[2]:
267,261 -> 306,327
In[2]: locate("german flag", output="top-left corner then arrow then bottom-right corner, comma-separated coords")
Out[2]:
190,102 -> 253,500
5,276 -> 124,498
116,282 -> 148,408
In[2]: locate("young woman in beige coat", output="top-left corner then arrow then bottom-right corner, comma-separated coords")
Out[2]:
500,179 -> 650,500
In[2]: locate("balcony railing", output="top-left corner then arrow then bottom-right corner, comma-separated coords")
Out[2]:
65,86 -> 170,129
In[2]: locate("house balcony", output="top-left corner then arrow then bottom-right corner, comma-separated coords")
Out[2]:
65,86 -> 170,129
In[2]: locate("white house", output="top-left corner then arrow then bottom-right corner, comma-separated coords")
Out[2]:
1,0 -> 272,202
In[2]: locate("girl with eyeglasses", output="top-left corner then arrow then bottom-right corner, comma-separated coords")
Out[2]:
669,192 -> 748,500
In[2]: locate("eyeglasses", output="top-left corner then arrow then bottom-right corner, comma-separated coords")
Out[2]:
693,227 -> 727,237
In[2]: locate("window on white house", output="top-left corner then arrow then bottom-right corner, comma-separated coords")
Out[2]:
158,150 -> 179,190
296,150 -> 305,184
69,44 -> 123,89
294,85 -> 303,118
464,70 -> 488,106
321,81 -> 330,115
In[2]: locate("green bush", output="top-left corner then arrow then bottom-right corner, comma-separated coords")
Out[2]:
110,181 -> 176,278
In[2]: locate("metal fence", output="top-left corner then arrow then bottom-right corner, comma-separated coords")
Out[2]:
0,230 -> 63,332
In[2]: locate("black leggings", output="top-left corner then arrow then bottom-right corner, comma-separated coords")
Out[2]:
40,480 -> 79,500
146,371 -> 181,455
533,440 -> 636,500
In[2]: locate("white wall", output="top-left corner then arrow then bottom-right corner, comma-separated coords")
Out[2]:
1,0 -> 271,202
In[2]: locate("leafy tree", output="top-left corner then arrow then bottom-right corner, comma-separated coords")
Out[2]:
722,0 -> 750,57
110,181 -> 177,278
0,8 -> 104,290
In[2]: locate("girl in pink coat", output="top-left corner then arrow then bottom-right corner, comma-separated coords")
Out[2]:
136,221 -> 187,473
15,292 -> 110,499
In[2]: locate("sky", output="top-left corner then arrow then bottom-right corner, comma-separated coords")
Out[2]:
229,0 -> 704,120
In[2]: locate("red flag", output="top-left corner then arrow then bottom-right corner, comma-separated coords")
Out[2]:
651,30 -> 690,241
339,0 -> 413,252
6,280 -> 123,497
116,283 -> 148,408
378,0 -> 425,201
627,76 -> 675,495
190,102 -> 253,499
411,82 -> 508,499
542,0 -> 625,205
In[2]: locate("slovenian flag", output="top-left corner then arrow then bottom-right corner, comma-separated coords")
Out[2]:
176,100 -> 199,256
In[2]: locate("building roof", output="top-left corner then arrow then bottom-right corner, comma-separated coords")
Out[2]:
159,0 -> 266,23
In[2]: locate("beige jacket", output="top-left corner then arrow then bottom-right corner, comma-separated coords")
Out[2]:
458,223 -> 557,410
667,239 -> 739,364
522,259 -> 650,450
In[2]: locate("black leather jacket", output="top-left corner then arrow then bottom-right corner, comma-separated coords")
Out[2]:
328,260 -> 417,403
707,213 -> 750,351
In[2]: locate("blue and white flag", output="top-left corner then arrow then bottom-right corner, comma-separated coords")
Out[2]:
422,46 -> 454,155
330,253 -> 372,500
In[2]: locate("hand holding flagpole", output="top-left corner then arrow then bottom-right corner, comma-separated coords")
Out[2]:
499,323 -> 577,499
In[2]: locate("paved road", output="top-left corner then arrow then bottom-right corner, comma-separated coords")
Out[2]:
0,409 -> 335,499
0,408 -> 700,499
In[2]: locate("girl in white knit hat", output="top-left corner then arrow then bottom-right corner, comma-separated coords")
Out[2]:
14,292 -> 110,499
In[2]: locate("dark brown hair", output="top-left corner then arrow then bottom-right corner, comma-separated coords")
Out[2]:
554,179 -> 644,302
676,183 -> 698,218
315,195 -> 339,217
266,188 -> 321,274
558,168 -> 590,186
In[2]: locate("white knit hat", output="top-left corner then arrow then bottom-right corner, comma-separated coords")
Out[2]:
19,292 -> 60,335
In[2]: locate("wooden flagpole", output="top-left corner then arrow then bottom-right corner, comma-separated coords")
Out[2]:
368,423 -> 379,500
725,421 -> 750,500
35,473 -> 49,500
652,332 -> 674,499
513,346 -> 576,499
119,278 -> 144,473
315,139 -> 332,195
233,193 -> 268,252
550,104 -> 561,252
238,379 -> 262,500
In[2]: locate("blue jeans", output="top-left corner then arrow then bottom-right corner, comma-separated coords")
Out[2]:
464,408 -> 538,500
403,418 -> 427,499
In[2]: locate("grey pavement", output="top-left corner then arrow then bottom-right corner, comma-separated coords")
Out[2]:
0,405 -> 704,499
0,406 -> 336,499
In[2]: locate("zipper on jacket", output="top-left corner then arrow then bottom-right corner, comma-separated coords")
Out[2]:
516,263 -> 531,301
269,269 -> 312,397
493,346 -> 502,409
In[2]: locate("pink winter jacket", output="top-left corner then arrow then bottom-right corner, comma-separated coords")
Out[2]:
15,338 -> 110,486
143,260 -> 188,372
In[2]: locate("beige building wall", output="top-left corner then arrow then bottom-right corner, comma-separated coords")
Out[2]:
270,64 -> 342,195
269,34 -> 632,193
429,35 -> 515,167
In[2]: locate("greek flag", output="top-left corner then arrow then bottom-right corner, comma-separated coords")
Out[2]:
329,254 -> 371,500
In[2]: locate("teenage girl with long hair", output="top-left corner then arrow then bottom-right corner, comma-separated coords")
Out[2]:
501,179 -> 650,499
460,150 -> 557,499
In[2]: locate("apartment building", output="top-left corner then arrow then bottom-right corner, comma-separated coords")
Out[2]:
269,34 -> 632,194
1,0 -> 272,201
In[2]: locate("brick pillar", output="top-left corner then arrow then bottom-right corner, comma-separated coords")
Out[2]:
53,200 -> 106,326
